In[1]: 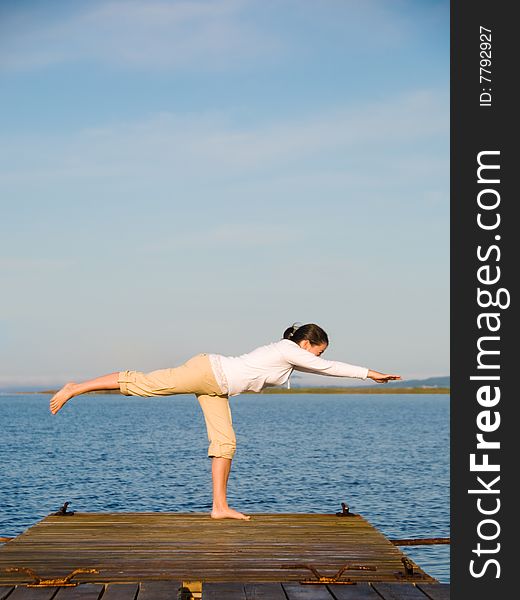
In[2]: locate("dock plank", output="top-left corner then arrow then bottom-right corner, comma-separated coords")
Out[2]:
372,583 -> 431,600
416,584 -> 450,600
244,583 -> 287,600
136,581 -> 180,600
53,583 -> 104,599
282,582 -> 334,600
4,588 -> 58,600
327,583 -> 383,599
0,587 -> 14,600
99,584 -> 138,600
202,582 -> 246,599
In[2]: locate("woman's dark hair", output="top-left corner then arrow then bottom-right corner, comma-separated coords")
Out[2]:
282,323 -> 329,346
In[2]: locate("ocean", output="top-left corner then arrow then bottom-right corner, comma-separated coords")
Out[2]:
0,392 -> 449,582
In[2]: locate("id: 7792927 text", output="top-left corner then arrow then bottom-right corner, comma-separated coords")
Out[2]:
480,26 -> 492,107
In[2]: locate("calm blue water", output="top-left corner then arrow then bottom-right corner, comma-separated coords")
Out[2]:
0,393 -> 449,582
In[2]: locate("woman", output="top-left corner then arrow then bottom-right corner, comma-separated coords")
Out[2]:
49,323 -> 401,520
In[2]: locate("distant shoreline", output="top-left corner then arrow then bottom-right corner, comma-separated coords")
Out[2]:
5,386 -> 450,395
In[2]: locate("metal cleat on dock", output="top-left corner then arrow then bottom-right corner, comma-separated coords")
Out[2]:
401,557 -> 414,576
52,501 -> 75,516
335,501 -> 357,516
395,557 -> 427,580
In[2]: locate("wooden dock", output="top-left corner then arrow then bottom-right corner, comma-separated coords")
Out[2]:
0,512 -> 449,599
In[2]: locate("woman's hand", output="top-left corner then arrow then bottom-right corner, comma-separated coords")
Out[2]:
367,369 -> 402,384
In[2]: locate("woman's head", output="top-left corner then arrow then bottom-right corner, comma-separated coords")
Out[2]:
282,323 -> 329,355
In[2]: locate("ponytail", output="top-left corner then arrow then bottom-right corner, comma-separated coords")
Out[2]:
282,323 -> 329,346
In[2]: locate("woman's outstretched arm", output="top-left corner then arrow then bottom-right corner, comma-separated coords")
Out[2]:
366,369 -> 402,384
279,342 -> 401,383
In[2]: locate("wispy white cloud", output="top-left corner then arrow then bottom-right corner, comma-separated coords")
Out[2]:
0,89 -> 448,185
0,0 -> 280,72
0,0 -> 439,72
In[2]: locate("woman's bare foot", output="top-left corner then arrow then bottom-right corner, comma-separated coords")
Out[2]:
49,383 -> 77,414
211,506 -> 251,520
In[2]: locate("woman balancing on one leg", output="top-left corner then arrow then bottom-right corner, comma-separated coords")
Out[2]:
49,323 -> 401,520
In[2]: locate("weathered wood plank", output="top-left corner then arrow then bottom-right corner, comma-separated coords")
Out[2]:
100,583 -> 138,600
282,582 -> 334,600
327,583 -> 383,599
372,583 -> 431,600
4,588 -> 59,600
136,581 -> 180,600
53,583 -> 104,599
416,584 -> 450,600
0,586 -> 14,600
244,583 -> 287,600
202,582 -> 246,600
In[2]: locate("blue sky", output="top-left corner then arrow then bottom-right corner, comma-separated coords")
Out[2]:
0,0 -> 449,387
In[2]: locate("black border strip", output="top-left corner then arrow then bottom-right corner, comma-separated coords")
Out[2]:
451,1 -> 515,596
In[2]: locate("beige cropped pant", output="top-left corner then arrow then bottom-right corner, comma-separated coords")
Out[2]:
118,353 -> 236,459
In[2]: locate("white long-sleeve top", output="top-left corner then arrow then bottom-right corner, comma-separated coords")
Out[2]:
209,339 -> 369,397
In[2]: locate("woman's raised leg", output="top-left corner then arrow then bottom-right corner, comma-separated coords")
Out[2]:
50,372 -> 120,414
